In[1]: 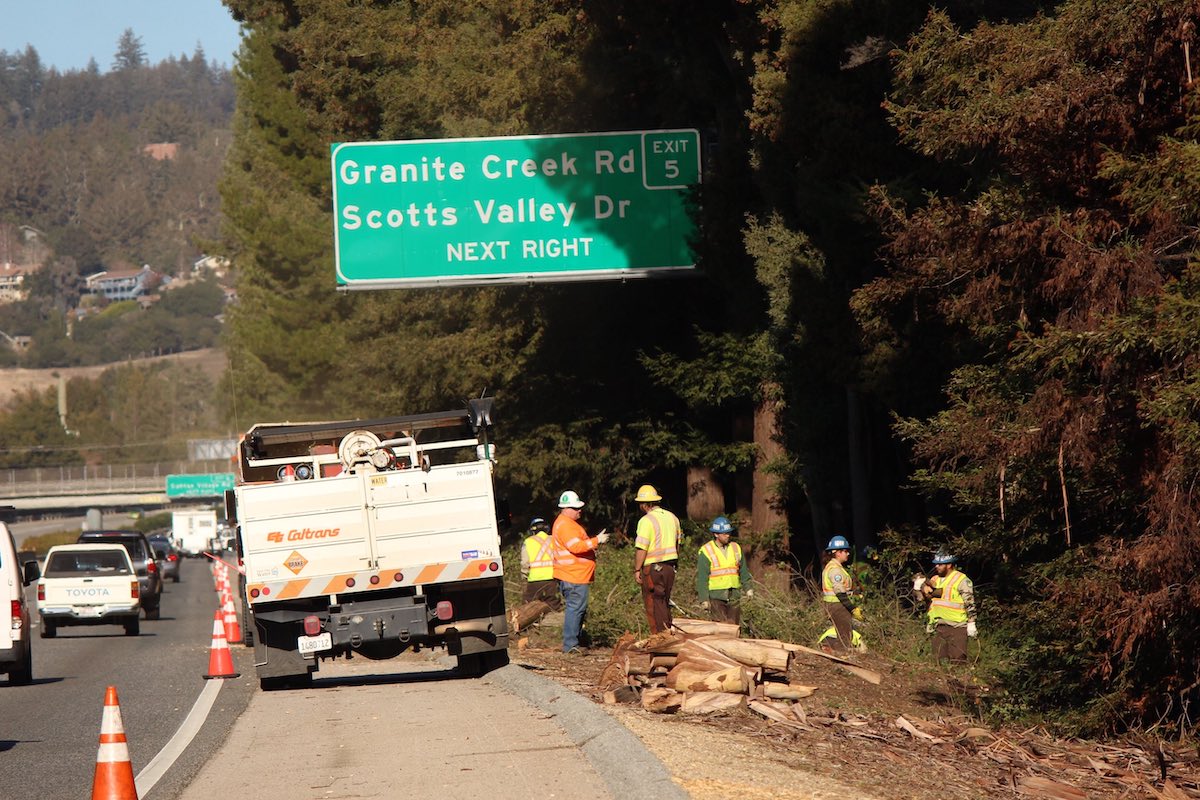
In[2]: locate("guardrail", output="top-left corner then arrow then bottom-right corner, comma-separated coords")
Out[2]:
0,461 -> 231,498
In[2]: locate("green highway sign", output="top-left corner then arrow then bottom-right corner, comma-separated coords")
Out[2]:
166,473 -> 235,498
330,129 -> 701,289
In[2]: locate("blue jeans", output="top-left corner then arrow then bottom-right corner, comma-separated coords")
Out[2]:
559,580 -> 590,651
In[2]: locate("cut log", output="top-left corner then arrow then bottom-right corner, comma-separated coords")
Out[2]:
649,655 -> 677,671
699,638 -> 793,671
604,685 -> 641,705
671,618 -> 740,638
666,664 -> 749,694
747,639 -> 882,685
635,631 -> 689,655
748,700 -> 808,730
641,687 -> 682,713
623,653 -> 654,676
764,682 -> 817,700
682,691 -> 746,715
509,600 -> 553,632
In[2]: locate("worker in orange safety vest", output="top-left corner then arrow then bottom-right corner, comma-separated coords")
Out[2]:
632,484 -> 680,633
520,517 -> 560,609
552,490 -> 609,654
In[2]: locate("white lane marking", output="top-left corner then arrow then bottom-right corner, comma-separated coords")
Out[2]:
135,678 -> 224,797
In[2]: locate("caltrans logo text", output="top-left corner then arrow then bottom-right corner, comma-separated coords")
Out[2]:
266,527 -> 341,544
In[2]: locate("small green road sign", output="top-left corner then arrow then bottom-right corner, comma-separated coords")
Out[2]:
166,473 -> 235,498
330,129 -> 701,289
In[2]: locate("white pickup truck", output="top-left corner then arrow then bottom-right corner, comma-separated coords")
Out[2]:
230,399 -> 509,689
37,544 -> 141,637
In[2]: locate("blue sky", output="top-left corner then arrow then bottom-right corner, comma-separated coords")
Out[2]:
1,0 -> 242,72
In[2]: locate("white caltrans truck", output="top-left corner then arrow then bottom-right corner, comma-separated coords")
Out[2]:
229,400 -> 508,689
173,508 -> 219,557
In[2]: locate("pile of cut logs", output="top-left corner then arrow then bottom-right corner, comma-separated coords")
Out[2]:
598,618 -> 879,724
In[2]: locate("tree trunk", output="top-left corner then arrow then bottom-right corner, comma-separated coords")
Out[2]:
846,385 -> 873,550
751,389 -> 790,591
686,465 -> 725,521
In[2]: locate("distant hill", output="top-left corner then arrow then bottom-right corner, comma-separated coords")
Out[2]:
0,348 -> 226,409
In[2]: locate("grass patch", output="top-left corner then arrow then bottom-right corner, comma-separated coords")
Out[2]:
20,529 -> 83,556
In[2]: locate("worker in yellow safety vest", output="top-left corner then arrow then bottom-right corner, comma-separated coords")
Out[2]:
696,516 -> 753,624
632,484 -> 680,633
520,517 -> 560,609
918,550 -> 976,664
820,535 -> 863,652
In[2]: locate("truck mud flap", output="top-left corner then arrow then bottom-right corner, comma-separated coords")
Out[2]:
253,617 -> 315,681
438,611 -> 509,656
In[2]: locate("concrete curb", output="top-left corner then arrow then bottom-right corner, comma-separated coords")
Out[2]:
482,662 -> 689,800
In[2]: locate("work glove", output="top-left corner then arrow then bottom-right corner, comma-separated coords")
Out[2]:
967,621 -> 978,638
700,600 -> 710,611
912,575 -> 926,592
852,606 -> 864,621
595,530 -> 609,544
925,621 -> 936,635
744,588 -> 754,599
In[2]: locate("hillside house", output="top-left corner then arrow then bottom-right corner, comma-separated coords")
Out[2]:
0,263 -> 36,303
84,265 -> 159,301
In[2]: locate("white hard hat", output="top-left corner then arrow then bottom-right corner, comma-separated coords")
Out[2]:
558,490 -> 585,509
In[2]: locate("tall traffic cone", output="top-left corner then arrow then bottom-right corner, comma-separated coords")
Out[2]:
203,610 -> 240,680
92,685 -> 138,800
222,595 -> 242,647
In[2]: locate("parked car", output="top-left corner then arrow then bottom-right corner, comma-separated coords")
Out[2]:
76,530 -> 162,619
1,523 -> 40,684
37,544 -> 141,637
148,535 -> 181,583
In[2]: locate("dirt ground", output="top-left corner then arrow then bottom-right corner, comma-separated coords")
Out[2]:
0,348 -> 227,408
511,623 -> 1200,800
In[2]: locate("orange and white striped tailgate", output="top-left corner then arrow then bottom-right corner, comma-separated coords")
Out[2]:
246,557 -> 503,604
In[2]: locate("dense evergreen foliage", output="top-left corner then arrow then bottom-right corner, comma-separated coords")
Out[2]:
207,0 -> 1200,732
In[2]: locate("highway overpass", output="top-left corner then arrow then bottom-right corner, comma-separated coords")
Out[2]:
0,460 -> 231,514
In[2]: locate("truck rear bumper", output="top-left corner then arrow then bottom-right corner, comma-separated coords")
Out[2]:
40,605 -> 139,624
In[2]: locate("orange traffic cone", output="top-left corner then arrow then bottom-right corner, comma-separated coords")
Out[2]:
203,610 -> 240,680
92,685 -> 138,800
223,596 -> 242,646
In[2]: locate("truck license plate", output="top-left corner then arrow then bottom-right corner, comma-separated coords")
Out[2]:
297,632 -> 332,654
77,606 -> 103,617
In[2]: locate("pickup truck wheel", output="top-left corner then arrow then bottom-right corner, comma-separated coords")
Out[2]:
124,618 -> 140,636
39,619 -> 55,639
9,646 -> 32,684
144,605 -> 161,621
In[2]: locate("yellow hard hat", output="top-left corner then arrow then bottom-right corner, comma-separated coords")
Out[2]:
634,484 -> 662,503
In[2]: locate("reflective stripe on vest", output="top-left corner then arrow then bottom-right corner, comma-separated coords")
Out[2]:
928,570 -> 968,624
524,533 -> 554,582
641,508 -> 679,565
701,541 -> 742,591
822,559 -> 853,603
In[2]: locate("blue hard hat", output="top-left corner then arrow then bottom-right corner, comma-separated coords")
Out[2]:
709,516 -> 735,535
826,535 -> 851,551
932,550 -> 956,565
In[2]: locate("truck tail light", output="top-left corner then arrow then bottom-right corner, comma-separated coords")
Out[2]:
131,581 -> 139,599
303,615 -> 321,636
147,560 -> 158,574
167,553 -> 179,562
36,584 -> 45,602
11,599 -> 22,629
435,601 -> 453,621
488,561 -> 499,572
